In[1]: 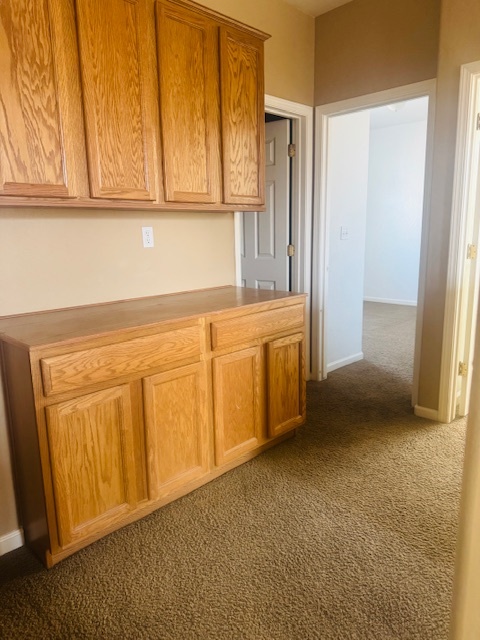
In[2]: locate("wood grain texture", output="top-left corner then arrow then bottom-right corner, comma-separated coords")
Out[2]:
143,362 -> 209,500
75,0 -> 157,200
267,333 -> 306,438
211,304 -> 304,350
220,26 -> 265,206
0,287 -> 305,566
213,346 -> 263,466
40,324 -> 202,395
0,0 -> 88,197
156,0 -> 221,203
46,385 -> 138,547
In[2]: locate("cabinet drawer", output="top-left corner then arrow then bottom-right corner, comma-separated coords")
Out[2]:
40,325 -> 202,396
211,304 -> 304,350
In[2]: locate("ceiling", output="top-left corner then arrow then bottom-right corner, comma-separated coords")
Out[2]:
282,0 -> 354,17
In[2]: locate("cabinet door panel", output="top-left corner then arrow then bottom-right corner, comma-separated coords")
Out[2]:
156,1 -> 221,204
220,27 -> 265,206
267,333 -> 306,438
144,363 -> 209,500
213,346 -> 263,466
46,385 -> 138,548
0,0 -> 87,198
75,0 -> 157,200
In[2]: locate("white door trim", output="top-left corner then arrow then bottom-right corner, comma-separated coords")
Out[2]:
312,79 -> 437,405
235,94 -> 314,378
438,61 -> 480,424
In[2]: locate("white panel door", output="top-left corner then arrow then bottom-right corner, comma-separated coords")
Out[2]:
241,119 -> 290,291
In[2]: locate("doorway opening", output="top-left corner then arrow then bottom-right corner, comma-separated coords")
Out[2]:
313,80 -> 437,409
235,94 -> 314,377
324,97 -> 429,379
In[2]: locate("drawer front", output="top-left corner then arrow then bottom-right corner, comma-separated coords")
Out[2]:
41,325 -> 202,396
211,304 -> 304,350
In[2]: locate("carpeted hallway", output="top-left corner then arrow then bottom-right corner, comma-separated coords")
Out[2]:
0,302 -> 466,640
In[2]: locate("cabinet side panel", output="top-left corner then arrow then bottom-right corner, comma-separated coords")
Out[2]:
220,27 -> 265,206
0,343 -> 49,558
0,0 -> 69,197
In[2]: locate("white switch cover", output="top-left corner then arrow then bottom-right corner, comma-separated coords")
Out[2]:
340,226 -> 349,240
142,226 -> 154,248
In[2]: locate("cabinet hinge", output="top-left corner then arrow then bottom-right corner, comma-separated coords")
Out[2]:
287,244 -> 295,257
458,361 -> 468,377
288,143 -> 296,158
467,244 -> 477,259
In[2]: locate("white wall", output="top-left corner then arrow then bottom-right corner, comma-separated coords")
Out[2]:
326,111 -> 370,372
364,103 -> 428,305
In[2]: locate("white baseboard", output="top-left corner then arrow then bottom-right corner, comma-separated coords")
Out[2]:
327,352 -> 364,373
0,528 -> 24,556
364,296 -> 417,307
414,405 -> 440,421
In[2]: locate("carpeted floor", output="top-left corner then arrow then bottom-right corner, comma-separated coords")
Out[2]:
0,302 -> 466,640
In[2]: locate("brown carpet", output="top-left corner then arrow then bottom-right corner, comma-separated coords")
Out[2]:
0,302 -> 466,640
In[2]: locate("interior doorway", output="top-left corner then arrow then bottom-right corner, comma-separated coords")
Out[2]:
312,80 -> 437,409
240,115 -> 293,291
324,97 -> 429,375
235,94 -> 314,377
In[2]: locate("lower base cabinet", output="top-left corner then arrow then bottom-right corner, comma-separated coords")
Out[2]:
0,287 -> 306,567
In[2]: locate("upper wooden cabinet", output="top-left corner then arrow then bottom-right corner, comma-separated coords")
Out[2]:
75,0 -> 159,201
0,0 -> 88,198
155,0 -> 267,207
0,0 -> 268,210
156,1 -> 221,204
220,27 -> 265,206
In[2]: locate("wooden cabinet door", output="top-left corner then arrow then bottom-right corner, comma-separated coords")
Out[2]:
75,0 -> 158,200
156,1 -> 221,204
143,363 -> 210,500
220,27 -> 265,206
45,385 -> 138,548
213,346 -> 263,466
267,333 -> 306,438
0,0 -> 88,198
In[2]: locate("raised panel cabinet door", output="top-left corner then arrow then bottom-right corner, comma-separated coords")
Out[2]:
156,1 -> 221,204
267,333 -> 306,438
0,0 -> 88,198
75,0 -> 158,200
220,27 -> 265,206
143,362 -> 210,501
213,346 -> 263,466
45,385 -> 138,548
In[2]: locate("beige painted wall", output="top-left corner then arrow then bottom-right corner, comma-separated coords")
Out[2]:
314,0 -> 440,105
417,0 -> 480,409
0,0 -> 315,542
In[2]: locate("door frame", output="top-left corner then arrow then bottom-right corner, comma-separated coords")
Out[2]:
438,61 -> 480,423
312,79 -> 437,405
235,95 -> 314,377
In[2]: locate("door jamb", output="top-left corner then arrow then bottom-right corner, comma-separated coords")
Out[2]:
234,95 -> 314,378
438,61 -> 480,423
312,79 -> 437,409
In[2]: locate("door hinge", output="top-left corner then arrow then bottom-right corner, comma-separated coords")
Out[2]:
288,143 -> 296,158
458,361 -> 468,377
477,113 -> 480,130
467,244 -> 477,259
287,244 -> 295,257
